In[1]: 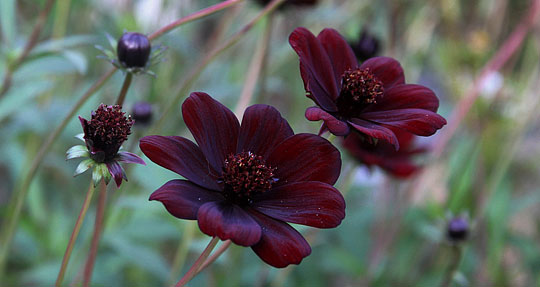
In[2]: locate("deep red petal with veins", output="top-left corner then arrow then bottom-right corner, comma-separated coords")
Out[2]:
237,104 -> 294,159
149,179 -> 224,220
289,27 -> 339,111
248,210 -> 311,268
305,107 -> 350,136
359,57 -> 405,89
140,135 -> 221,191
317,28 -> 358,85
268,133 -> 341,186
364,84 -> 440,113
348,118 -> 399,150
106,161 -> 126,187
197,201 -> 261,246
360,108 -> 447,136
183,92 -> 240,172
116,151 -> 146,165
252,181 -> 345,228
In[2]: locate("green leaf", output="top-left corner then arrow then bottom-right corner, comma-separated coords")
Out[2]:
0,0 -> 16,47
32,35 -> 98,55
0,80 -> 53,121
62,50 -> 87,74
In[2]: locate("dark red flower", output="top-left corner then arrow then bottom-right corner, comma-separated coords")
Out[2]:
75,104 -> 145,187
140,92 -> 345,268
289,27 -> 446,149
342,127 -> 425,178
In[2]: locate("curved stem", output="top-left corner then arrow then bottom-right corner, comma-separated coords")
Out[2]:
174,237 -> 220,287
152,0 -> 286,133
116,73 -> 133,106
440,245 -> 463,287
432,0 -> 540,156
234,13 -> 273,118
197,240 -> 231,273
148,0 -> 244,41
167,222 -> 196,286
55,182 -> 95,287
82,179 -> 108,287
0,67 -> 116,277
0,0 -> 57,98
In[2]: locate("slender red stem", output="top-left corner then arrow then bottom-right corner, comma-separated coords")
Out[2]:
197,240 -> 232,273
116,72 -> 133,106
148,0 -> 244,41
174,237 -> 220,287
432,0 -> 540,156
55,182 -> 95,287
82,180 -> 108,287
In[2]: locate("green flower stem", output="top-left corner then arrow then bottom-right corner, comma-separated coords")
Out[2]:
0,0 -> 244,274
233,13 -> 273,118
116,72 -> 133,106
82,179 -> 108,287
0,67 -> 116,278
174,237 -> 220,287
148,0 -> 245,41
152,0 -> 287,134
55,182 -> 95,287
440,245 -> 463,287
0,0 -> 57,98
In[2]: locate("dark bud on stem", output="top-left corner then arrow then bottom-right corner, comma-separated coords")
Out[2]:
117,32 -> 151,68
132,101 -> 153,126
351,30 -> 380,62
447,217 -> 469,242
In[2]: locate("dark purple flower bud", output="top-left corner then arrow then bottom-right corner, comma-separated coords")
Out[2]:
79,104 -> 133,163
132,101 -> 153,126
117,32 -> 151,68
447,217 -> 469,242
351,30 -> 381,62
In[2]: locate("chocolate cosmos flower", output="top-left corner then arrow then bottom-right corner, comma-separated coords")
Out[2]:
67,104 -> 145,187
140,92 -> 345,268
289,27 -> 446,149
342,127 -> 425,178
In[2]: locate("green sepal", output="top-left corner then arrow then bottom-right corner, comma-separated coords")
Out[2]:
66,145 -> 89,160
74,158 -> 94,176
75,133 -> 85,142
92,163 -> 111,187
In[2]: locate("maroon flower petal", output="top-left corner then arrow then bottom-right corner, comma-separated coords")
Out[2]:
268,133 -> 341,186
252,181 -> 345,228
106,161 -> 126,187
359,57 -> 405,89
248,210 -> 311,268
317,28 -> 358,85
116,151 -> 146,165
365,84 -> 440,113
140,135 -> 221,191
360,109 -> 447,136
348,118 -> 399,149
197,201 -> 262,246
149,179 -> 225,220
305,107 -> 350,136
379,159 -> 420,178
289,27 -> 339,111
237,105 -> 294,159
182,92 -> 240,172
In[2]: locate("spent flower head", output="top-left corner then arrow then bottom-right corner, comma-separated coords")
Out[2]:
95,32 -> 166,76
289,27 -> 446,149
67,104 -> 145,187
140,92 -> 345,268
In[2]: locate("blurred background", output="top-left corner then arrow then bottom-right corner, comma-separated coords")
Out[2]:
1,0 -> 540,286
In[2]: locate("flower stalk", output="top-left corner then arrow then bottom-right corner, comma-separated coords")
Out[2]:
0,0 -> 242,273
174,237 -> 220,287
55,182 -> 95,287
152,0 -> 287,133
116,73 -> 133,106
440,245 -> 463,287
82,179 -> 108,287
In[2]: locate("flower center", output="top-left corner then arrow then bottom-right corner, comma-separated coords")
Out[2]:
221,152 -> 276,204
336,68 -> 383,118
